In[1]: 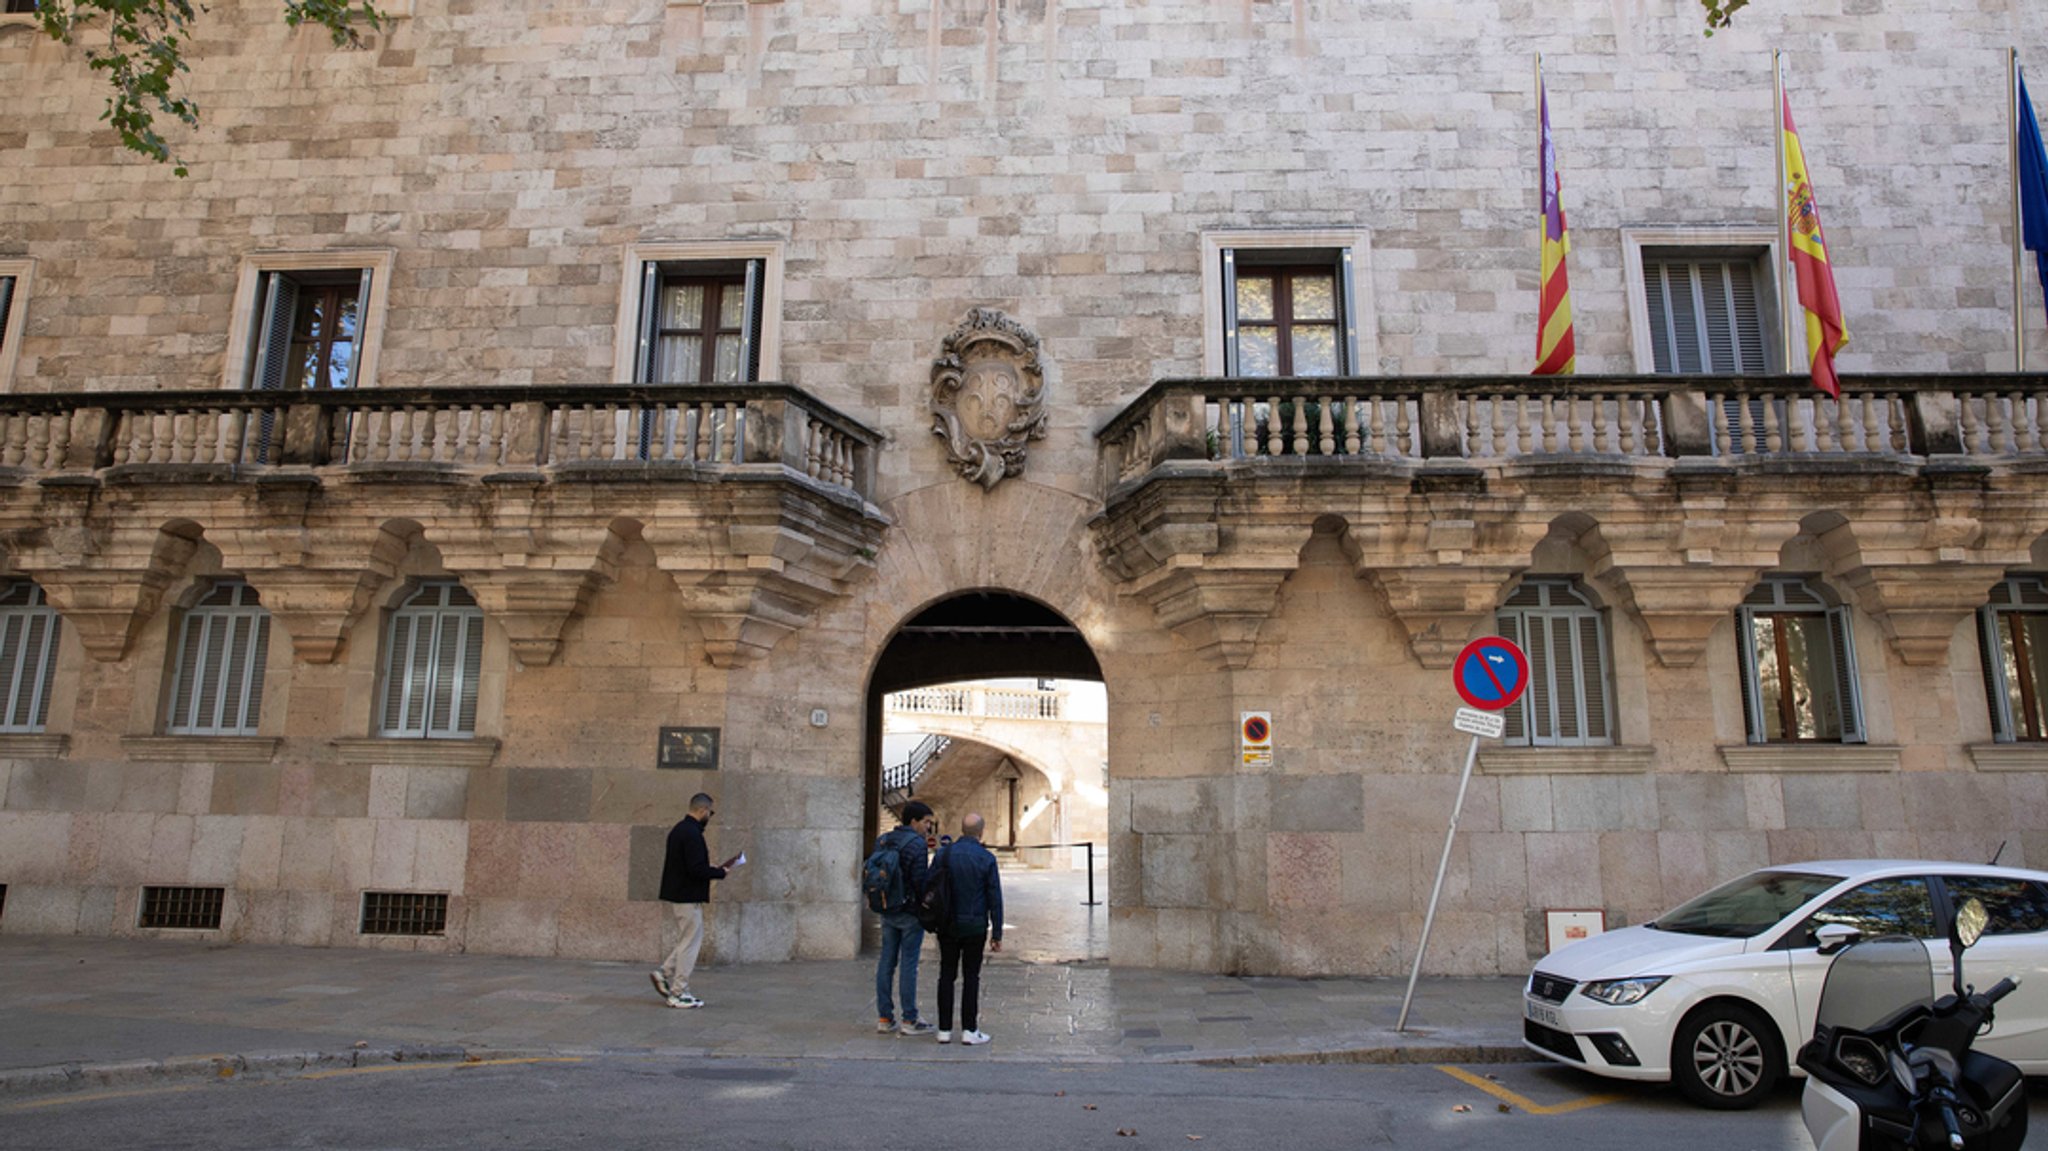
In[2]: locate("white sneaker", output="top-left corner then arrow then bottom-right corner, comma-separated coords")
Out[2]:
666,993 -> 704,1009
936,1030 -> 951,1044
961,1029 -> 991,1046
650,971 -> 672,999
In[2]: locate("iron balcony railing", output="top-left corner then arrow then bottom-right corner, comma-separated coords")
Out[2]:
1097,373 -> 2048,489
881,733 -> 952,798
0,383 -> 880,499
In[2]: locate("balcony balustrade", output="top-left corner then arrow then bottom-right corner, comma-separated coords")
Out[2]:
1098,374 -> 2048,487
0,383 -> 876,497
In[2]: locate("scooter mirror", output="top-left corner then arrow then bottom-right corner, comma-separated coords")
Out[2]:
1888,1048 -> 1915,1094
1955,898 -> 1989,950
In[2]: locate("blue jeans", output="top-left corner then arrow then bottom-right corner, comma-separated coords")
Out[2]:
875,911 -> 925,1023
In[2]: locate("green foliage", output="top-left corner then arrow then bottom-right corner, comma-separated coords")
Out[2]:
1698,0 -> 1751,35
30,0 -> 383,177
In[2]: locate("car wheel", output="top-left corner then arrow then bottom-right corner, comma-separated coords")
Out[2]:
1671,1002 -> 1782,1110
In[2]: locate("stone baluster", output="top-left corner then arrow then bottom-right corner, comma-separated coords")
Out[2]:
1260,396 -> 1279,457
1511,393 -> 1530,455
1341,396 -> 1361,455
1397,395 -> 1418,457
1317,395 -> 1336,456
1618,396 -> 1639,455
1832,393 -> 1852,452
1759,399 -> 1782,454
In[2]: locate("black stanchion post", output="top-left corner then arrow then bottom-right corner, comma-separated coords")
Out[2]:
1082,841 -> 1101,907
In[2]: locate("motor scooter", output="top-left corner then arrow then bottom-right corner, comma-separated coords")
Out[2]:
1797,898 -> 2027,1151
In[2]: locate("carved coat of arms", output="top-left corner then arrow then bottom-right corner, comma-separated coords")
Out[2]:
930,308 -> 1048,490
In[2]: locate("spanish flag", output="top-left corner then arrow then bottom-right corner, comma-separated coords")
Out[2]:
1782,93 -> 1848,397
1534,67 -> 1576,376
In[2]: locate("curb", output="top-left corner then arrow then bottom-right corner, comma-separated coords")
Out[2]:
0,1038 -> 1538,1100
0,1045 -> 474,1101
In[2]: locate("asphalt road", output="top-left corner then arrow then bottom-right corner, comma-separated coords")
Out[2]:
0,1055 -> 1858,1151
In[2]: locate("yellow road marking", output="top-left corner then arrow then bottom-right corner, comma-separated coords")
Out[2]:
1434,1065 -> 1623,1116
299,1056 -> 582,1081
4,1083 -> 210,1112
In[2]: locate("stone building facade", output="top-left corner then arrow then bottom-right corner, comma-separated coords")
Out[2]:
1,0 -> 2046,976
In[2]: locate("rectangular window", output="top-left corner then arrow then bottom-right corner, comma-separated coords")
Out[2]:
0,259 -> 31,393
1980,577 -> 2048,742
244,269 -> 368,392
1,1 -> 35,14
1497,581 -> 1613,748
380,583 -> 483,739
1642,253 -> 1768,374
224,251 -> 392,394
0,583 -> 61,733
360,891 -> 449,936
614,242 -> 784,385
1221,248 -> 1356,378
166,583 -> 271,736
140,886 -> 224,930
1737,578 -> 1864,744
635,260 -> 763,384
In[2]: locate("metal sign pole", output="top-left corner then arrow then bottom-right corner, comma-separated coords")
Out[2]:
1396,732 -> 1482,1033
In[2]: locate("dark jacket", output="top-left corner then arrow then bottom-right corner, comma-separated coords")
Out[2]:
876,824 -> 929,916
937,837 -> 1003,941
659,815 -> 725,904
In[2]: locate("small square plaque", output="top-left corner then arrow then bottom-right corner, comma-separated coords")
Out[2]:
658,727 -> 719,770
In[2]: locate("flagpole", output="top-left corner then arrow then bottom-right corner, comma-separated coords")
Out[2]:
2014,49 -> 2026,371
1775,51 -> 1797,374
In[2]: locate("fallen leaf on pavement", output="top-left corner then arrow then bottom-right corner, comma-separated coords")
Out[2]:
1452,1104 -> 1470,1113
1117,1129 -> 1137,1138
1187,1136 -> 1203,1142
1083,1104 -> 1097,1111
1497,1104 -> 1512,1113
1054,1091 -> 1066,1097
352,1041 -> 368,1049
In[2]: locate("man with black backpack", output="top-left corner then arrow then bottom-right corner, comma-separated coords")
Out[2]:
865,800 -> 936,1036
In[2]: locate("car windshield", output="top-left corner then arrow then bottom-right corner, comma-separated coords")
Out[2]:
1648,870 -> 1842,938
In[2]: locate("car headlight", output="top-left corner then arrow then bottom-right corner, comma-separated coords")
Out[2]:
1578,977 -> 1669,1006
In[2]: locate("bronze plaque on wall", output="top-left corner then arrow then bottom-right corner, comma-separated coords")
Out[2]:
657,727 -> 719,770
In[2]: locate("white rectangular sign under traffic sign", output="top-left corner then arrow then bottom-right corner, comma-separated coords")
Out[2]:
1240,711 -> 1273,767
1452,707 -> 1505,739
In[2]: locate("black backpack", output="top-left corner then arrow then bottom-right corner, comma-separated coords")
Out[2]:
860,832 -> 908,914
916,847 -> 956,934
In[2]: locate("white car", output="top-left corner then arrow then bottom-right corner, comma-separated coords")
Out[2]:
1523,860 -> 2048,1109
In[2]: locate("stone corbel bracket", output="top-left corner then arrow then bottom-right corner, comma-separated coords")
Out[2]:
648,488 -> 887,669
1091,481 -> 1303,670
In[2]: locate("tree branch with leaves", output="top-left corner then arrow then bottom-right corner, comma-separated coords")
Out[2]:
28,0 -> 383,177
1698,0 -> 1753,35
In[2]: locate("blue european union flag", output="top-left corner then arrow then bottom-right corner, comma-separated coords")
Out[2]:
2020,71 -> 2048,326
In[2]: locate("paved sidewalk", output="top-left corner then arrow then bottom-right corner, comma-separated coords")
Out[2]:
0,933 -> 1533,1096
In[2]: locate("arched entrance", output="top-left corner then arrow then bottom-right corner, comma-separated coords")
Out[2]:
864,590 -> 1105,962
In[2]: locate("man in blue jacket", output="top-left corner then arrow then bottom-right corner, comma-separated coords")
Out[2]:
873,800 -> 936,1036
933,812 -> 1004,1046
653,793 -> 739,1009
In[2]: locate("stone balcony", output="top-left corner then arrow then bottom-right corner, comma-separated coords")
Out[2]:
1093,373 -> 2048,673
0,384 -> 887,670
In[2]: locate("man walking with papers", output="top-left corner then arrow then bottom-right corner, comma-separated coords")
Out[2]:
653,792 -> 743,1009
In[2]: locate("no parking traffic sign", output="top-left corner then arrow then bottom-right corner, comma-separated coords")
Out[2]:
1451,636 -> 1530,712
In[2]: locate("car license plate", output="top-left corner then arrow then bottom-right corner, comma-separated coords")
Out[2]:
1524,997 -> 1563,1030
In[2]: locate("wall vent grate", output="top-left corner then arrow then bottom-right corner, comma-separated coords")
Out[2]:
140,886 -> 224,930
360,891 -> 448,936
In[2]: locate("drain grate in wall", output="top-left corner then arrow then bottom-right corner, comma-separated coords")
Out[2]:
360,891 -> 448,936
140,886 -> 224,930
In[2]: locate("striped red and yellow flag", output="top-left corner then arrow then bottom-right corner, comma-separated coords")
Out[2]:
1534,72 -> 1575,375
1782,93 -> 1848,397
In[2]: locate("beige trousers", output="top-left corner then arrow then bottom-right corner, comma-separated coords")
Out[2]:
661,903 -> 704,994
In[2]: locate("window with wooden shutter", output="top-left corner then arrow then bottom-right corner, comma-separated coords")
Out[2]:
0,581 -> 60,733
165,582 -> 270,735
379,582 -> 484,739
1981,576 -> 2048,742
1736,576 -> 1865,744
1495,580 -> 1613,748
1221,248 -> 1355,378
636,260 -> 764,385
1642,251 -> 1771,374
